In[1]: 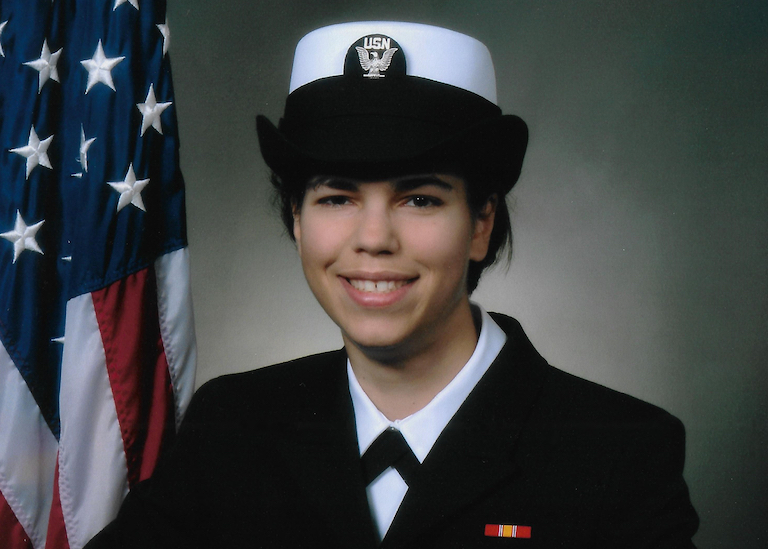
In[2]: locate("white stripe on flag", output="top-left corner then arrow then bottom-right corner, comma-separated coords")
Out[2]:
58,293 -> 128,549
155,248 -> 197,429
0,340 -> 58,549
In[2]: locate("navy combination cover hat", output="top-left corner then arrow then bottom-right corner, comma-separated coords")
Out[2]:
256,21 -> 528,194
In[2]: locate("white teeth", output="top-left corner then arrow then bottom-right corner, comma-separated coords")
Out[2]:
349,279 -> 406,293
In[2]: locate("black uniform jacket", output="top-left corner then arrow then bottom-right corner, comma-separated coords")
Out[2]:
86,314 -> 698,549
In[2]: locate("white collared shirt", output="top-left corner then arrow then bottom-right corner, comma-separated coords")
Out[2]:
348,305 -> 507,540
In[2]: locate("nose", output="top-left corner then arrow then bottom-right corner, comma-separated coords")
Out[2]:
353,202 -> 399,255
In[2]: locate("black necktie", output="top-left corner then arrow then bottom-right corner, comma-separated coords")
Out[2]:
361,427 -> 421,486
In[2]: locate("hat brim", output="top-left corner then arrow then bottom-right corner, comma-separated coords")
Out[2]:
256,112 -> 528,193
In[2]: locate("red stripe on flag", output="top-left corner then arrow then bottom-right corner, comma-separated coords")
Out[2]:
92,267 -> 176,488
0,488 -> 33,549
44,458 -> 70,549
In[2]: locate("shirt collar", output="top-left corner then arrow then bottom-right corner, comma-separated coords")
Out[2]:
349,305 -> 507,462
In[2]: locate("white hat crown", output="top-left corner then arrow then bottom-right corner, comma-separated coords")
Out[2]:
288,21 -> 498,104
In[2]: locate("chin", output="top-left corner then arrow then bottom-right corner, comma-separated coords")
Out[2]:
341,318 -> 432,362
339,314 -> 405,343
343,326 -> 406,350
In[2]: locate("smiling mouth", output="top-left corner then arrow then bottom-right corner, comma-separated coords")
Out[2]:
347,278 -> 414,293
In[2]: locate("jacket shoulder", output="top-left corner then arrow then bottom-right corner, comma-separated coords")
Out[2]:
492,315 -> 699,546
545,365 -> 681,427
490,311 -> 683,431
183,349 -> 347,423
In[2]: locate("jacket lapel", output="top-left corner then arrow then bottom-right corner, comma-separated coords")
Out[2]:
381,315 -> 551,549
275,350 -> 379,549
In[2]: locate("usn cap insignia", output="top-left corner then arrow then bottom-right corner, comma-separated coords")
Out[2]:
345,35 -> 405,79
355,45 -> 398,78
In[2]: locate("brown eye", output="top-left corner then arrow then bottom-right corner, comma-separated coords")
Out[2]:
405,196 -> 442,208
318,196 -> 351,206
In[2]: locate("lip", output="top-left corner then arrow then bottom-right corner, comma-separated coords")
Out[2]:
339,272 -> 417,308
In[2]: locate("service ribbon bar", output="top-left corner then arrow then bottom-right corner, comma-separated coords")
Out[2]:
484,524 -> 532,539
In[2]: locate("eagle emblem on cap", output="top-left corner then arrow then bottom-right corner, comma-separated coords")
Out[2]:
355,46 -> 399,78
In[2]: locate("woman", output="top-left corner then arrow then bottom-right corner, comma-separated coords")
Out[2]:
87,21 -> 698,549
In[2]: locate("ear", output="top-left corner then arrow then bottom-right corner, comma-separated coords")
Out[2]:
292,201 -> 302,253
469,195 -> 497,262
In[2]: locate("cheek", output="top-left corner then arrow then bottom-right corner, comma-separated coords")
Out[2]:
296,217 -> 346,271
298,230 -> 327,267
406,218 -> 474,271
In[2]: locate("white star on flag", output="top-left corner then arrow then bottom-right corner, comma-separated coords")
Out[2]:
157,18 -> 170,56
137,84 -> 172,136
10,126 -> 53,179
24,39 -> 63,92
81,40 -> 125,93
108,163 -> 150,212
1,211 -> 45,263
0,21 -> 8,58
113,0 -> 139,10
77,125 -> 96,174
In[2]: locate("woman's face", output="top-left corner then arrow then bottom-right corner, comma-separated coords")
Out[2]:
293,174 -> 494,357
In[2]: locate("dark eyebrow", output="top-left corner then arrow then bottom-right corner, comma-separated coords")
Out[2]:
307,176 -> 359,192
306,174 -> 456,193
393,175 -> 456,193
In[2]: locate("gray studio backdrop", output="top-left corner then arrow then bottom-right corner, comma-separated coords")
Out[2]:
166,1 -> 767,547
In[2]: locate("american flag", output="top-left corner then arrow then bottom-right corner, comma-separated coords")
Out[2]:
0,1 -> 196,548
